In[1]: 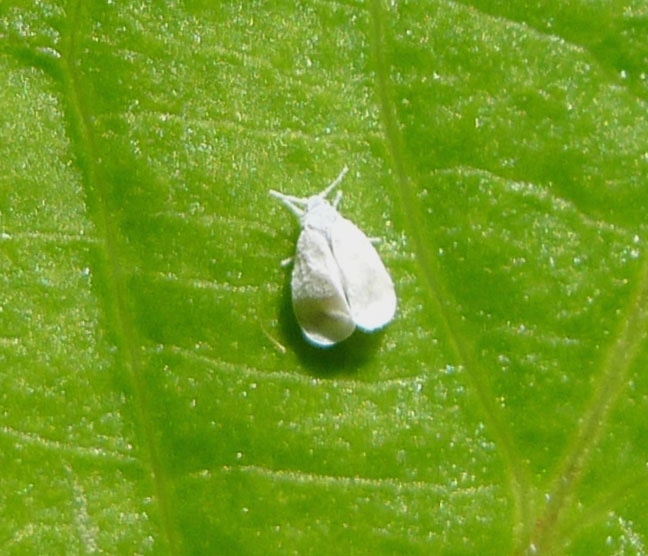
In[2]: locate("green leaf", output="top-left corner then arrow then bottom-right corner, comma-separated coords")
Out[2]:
2,0 -> 647,554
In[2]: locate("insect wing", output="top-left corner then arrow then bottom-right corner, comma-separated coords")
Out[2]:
291,228 -> 355,347
331,217 -> 396,331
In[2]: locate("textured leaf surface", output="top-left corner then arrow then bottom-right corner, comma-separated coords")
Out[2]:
1,1 -> 647,554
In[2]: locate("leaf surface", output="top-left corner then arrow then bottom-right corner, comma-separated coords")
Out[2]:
1,1 -> 647,554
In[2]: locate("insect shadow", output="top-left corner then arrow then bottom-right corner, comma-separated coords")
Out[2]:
277,267 -> 386,377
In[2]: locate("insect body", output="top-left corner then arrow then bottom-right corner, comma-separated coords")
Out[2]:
270,167 -> 396,347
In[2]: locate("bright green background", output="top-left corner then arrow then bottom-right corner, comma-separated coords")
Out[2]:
2,1 -> 648,554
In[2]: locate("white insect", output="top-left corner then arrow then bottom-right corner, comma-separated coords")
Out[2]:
270,167 -> 397,347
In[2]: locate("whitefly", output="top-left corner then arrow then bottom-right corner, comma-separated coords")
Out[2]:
270,167 -> 396,347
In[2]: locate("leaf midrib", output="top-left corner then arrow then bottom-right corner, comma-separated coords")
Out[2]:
59,1 -> 179,553
368,0 -> 533,545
